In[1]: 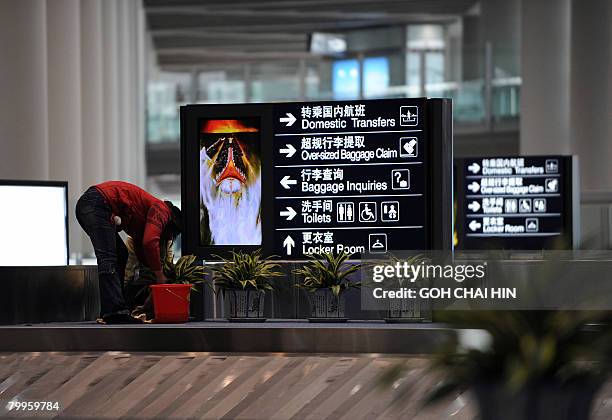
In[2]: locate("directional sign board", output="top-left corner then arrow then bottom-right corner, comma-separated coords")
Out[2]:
273,100 -> 429,258
455,156 -> 580,250
180,99 -> 453,259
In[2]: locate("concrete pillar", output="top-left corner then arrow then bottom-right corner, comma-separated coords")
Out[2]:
136,4 -> 148,185
117,0 -> 131,182
0,0 -> 49,180
461,14 -> 481,81
126,0 -> 141,185
481,0 -> 520,77
520,0 -> 571,155
102,0 -> 120,180
47,0 -> 83,256
570,0 -> 612,191
80,0 -> 105,188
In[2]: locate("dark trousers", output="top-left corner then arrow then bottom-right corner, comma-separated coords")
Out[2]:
76,187 -> 129,318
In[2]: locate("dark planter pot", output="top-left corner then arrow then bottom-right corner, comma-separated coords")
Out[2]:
385,289 -> 432,323
309,289 -> 346,322
189,283 -> 205,321
471,381 -> 601,420
223,289 -> 266,322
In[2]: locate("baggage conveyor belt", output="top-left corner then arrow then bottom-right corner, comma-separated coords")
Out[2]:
0,321 -> 454,353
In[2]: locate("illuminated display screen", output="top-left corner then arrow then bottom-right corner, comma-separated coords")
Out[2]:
332,59 -> 360,100
332,57 -> 390,100
199,118 -> 262,246
0,182 -> 68,266
363,57 -> 390,97
455,156 -> 577,250
181,98 -> 453,259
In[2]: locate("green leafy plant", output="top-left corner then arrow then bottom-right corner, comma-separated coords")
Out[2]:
211,250 -> 283,293
162,254 -> 206,286
294,251 -> 361,296
362,253 -> 429,288
380,310 -> 612,407
379,250 -> 612,410
429,311 -> 612,401
139,242 -> 205,287
396,254 -> 430,286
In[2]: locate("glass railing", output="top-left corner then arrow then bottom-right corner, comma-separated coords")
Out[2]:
492,77 -> 521,119
147,115 -> 180,144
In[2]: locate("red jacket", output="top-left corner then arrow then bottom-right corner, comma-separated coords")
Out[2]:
95,181 -> 171,271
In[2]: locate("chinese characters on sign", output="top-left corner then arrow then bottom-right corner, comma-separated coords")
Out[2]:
181,98 -> 452,259
273,99 -> 428,258
458,156 -> 572,250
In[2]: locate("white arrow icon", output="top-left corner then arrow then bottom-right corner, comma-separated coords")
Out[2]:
468,162 -> 481,174
469,220 -> 482,231
467,182 -> 480,193
279,144 -> 296,158
468,201 -> 481,212
280,175 -> 297,189
280,113 -> 297,127
283,235 -> 295,255
280,206 -> 297,221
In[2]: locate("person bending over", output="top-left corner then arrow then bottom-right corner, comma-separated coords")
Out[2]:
76,181 -> 182,324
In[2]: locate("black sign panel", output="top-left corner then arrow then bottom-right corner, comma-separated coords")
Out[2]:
272,99 -> 429,258
455,156 -> 578,250
180,98 -> 453,260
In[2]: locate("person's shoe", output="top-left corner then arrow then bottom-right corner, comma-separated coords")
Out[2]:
102,312 -> 144,324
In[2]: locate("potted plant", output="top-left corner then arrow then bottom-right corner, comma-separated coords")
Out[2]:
162,254 -> 206,286
133,242 -> 206,322
294,251 -> 361,322
383,254 -> 432,323
211,250 -> 283,322
380,310 -> 612,420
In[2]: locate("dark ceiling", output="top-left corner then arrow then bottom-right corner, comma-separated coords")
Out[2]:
144,0 -> 477,70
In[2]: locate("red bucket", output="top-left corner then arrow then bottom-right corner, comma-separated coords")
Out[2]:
150,284 -> 191,323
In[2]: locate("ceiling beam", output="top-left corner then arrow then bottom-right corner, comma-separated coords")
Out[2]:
148,16 -> 453,33
144,0 -> 471,12
160,63 -> 249,72
146,6 -> 424,21
155,41 -> 308,52
144,0 -> 475,68
157,48 -> 317,60
151,29 -> 307,42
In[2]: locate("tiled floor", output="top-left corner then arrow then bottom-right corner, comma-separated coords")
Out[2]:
1,352 -> 611,419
